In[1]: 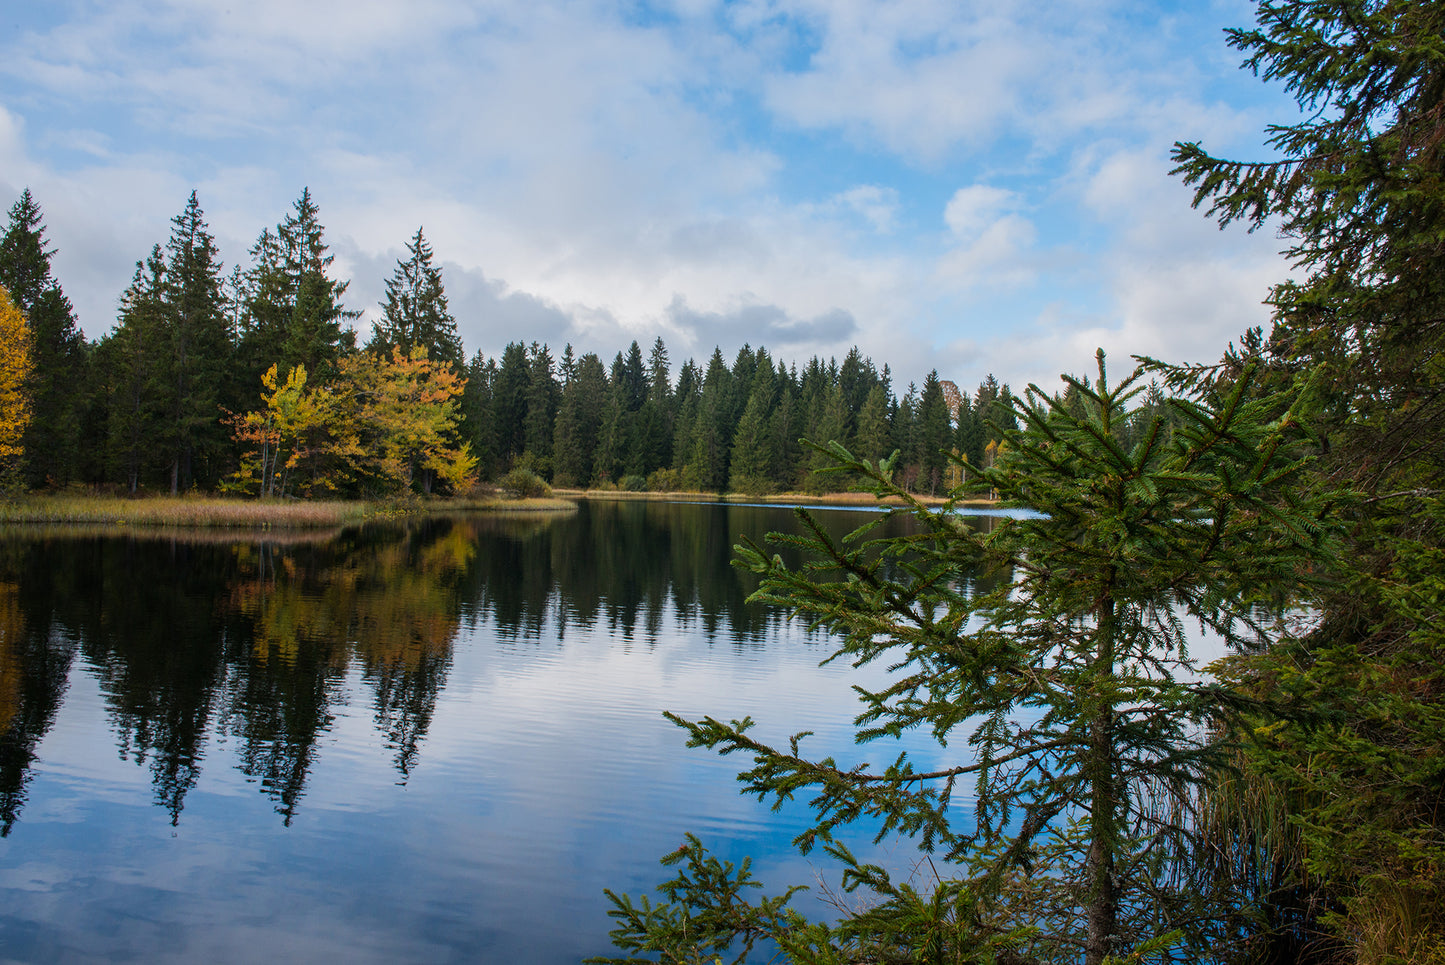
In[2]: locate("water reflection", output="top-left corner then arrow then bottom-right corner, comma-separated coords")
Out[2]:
0,500 -> 1005,963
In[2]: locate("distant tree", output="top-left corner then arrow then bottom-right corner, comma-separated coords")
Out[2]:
101,250 -> 169,492
523,342 -> 559,473
159,191 -> 232,492
491,342 -> 530,466
367,227 -> 463,370
459,350 -> 498,477
0,190 -> 86,487
918,369 -> 951,494
552,352 -> 609,487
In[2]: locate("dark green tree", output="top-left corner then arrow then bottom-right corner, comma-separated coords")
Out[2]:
159,191 -> 232,492
595,353 -> 1335,965
0,190 -> 86,487
1172,0 -> 1445,953
918,369 -> 952,494
100,250 -> 169,493
552,352 -> 609,487
367,227 -> 463,369
279,189 -> 356,377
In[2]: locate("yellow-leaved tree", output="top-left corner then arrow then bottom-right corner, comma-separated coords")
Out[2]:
0,285 -> 34,485
225,347 -> 475,498
339,346 -> 477,495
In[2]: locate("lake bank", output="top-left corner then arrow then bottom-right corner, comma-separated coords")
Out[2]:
554,488 -> 993,509
0,493 -> 577,528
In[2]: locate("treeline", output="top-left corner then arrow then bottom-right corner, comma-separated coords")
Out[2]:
0,185 -> 1081,498
0,186 -> 475,497
461,338 -> 1030,495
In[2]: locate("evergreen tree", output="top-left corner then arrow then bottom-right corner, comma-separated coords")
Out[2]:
854,383 -> 892,465
523,342 -> 558,472
918,369 -> 952,494
160,191 -> 231,492
0,190 -> 86,487
727,361 -> 778,494
552,352 -> 608,487
235,188 -> 356,381
596,353 -> 1335,965
102,250 -> 169,492
1172,0 -> 1445,952
687,349 -> 734,492
459,350 -> 499,477
367,227 -> 462,369
491,342 -> 530,467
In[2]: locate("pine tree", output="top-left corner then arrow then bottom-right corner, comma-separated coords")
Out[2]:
367,227 -> 462,369
523,342 -> 558,472
101,250 -> 169,493
0,190 -> 87,487
552,352 -> 608,487
918,369 -> 952,495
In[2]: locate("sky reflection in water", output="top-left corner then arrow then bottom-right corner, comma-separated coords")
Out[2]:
0,500 -> 1018,963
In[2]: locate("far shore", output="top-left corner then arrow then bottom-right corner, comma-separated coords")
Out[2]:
0,486 -> 993,530
553,488 -> 995,509
0,493 -> 577,529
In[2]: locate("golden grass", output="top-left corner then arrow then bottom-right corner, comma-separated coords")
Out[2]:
0,493 -> 576,529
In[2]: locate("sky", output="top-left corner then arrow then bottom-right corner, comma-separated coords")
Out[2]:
0,0 -> 1303,394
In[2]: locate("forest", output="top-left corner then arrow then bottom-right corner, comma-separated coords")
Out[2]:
0,186 -> 1063,500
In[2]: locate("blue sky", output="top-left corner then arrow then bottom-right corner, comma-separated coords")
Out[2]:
0,0 -> 1301,392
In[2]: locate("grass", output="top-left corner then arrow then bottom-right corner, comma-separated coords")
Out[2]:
0,493 -> 576,529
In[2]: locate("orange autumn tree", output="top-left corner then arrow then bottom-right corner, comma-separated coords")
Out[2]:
0,285 -> 33,485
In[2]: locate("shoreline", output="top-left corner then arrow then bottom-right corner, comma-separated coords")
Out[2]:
0,494 -> 577,529
0,487 -> 990,529
552,488 -> 994,510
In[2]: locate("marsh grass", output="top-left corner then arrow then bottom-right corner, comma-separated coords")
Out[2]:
0,494 -> 575,529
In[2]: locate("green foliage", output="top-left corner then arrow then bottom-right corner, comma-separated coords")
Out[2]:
590,834 -> 807,965
367,227 -> 463,369
1173,2 -> 1445,957
599,351 -> 1335,965
498,466 -> 551,499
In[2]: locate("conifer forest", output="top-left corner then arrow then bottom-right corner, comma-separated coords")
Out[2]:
2,1 -> 1445,962
0,184 -> 1027,501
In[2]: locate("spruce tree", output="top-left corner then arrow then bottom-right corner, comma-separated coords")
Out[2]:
0,190 -> 87,487
367,227 -> 463,369
595,352 -> 1335,965
160,191 -> 231,492
1172,0 -> 1445,951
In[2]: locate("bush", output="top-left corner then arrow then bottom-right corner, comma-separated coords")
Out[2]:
618,475 -> 647,492
498,467 -> 551,499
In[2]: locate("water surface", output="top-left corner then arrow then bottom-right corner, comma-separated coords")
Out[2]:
0,499 -> 999,963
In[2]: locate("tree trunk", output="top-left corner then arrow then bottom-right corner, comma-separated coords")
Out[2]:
1085,590 -> 1118,965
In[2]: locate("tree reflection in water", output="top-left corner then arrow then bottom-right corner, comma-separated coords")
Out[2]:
0,501 -> 999,833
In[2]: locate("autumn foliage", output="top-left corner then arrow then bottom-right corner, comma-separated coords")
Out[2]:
225,345 -> 476,499
0,285 -> 33,482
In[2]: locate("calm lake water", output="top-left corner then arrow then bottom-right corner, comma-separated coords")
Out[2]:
0,499 -> 1011,964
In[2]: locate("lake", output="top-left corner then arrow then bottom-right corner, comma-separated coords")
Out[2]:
0,498 -> 1010,964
